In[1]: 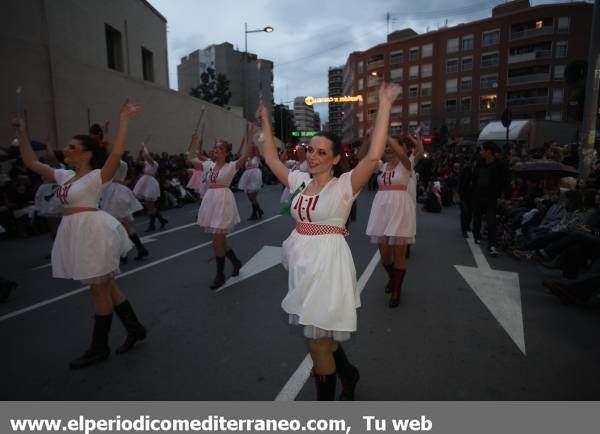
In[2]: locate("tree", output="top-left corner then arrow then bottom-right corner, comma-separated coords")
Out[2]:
190,68 -> 232,107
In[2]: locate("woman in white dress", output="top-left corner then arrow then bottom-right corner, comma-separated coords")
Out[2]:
258,82 -> 401,400
12,100 -> 147,369
193,128 -> 253,289
237,145 -> 264,220
133,144 -> 168,232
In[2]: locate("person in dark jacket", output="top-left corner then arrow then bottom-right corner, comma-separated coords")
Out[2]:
458,159 -> 474,238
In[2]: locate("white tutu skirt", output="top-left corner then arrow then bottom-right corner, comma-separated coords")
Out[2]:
366,190 -> 416,245
34,184 -> 63,217
196,188 -> 240,233
133,175 -> 160,201
100,183 -> 144,220
281,231 -> 360,341
280,187 -> 291,204
186,169 -> 203,193
52,210 -> 133,282
237,168 -> 262,193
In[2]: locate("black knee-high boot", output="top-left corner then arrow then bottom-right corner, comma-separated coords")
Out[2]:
69,314 -> 112,369
114,300 -> 147,354
129,233 -> 149,260
389,268 -> 406,308
333,345 -> 360,400
145,214 -> 156,232
383,262 -> 394,293
225,249 -> 242,277
210,256 -> 226,289
312,369 -> 337,401
256,202 -> 264,218
156,211 -> 168,229
248,203 -> 258,220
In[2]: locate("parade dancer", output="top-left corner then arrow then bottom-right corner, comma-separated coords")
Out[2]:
196,128 -> 253,289
133,143 -> 168,232
258,82 -> 401,400
185,134 -> 208,205
237,144 -> 264,220
366,135 -> 416,308
12,100 -> 147,369
279,149 -> 299,204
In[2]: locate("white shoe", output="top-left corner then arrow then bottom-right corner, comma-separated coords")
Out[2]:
488,246 -> 498,257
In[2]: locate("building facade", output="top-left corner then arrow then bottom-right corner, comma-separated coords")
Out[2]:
328,66 -> 344,138
342,0 -> 592,143
178,42 -> 274,120
293,97 -> 316,132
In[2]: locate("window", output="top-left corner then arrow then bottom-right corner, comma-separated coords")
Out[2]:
447,37 -> 459,53
421,43 -> 433,58
391,105 -> 403,116
446,78 -> 458,94
554,64 -> 565,80
390,68 -> 403,81
409,47 -> 419,61
461,97 -> 471,112
480,74 -> 498,90
446,99 -> 457,113
482,29 -> 500,47
358,78 -> 364,90
356,112 -> 364,122
461,56 -> 473,71
556,41 -> 568,58
409,65 -> 419,79
141,47 -> 154,82
446,59 -> 459,73
461,76 -> 472,91
366,91 -> 377,104
105,24 -> 124,72
367,74 -> 381,87
409,85 -> 419,98
462,35 -> 474,51
390,50 -> 404,65
367,54 -> 384,69
421,63 -> 432,78
446,118 -> 457,130
367,108 -> 377,120
461,117 -> 471,129
420,101 -> 432,115
552,88 -> 564,104
409,102 -> 418,115
557,16 -> 570,33
357,61 -> 364,74
420,82 -> 432,97
481,52 -> 499,68
480,95 -> 497,113
547,111 -> 563,121
390,121 -> 403,137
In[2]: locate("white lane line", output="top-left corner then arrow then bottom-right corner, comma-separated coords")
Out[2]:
275,250 -> 380,401
1,215 -> 282,322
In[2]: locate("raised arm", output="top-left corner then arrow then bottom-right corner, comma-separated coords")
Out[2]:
356,127 -> 372,160
407,128 -> 425,163
11,117 -> 56,181
257,103 -> 290,187
140,142 -> 155,165
186,133 -> 204,165
387,135 -> 411,171
101,100 -> 142,183
350,83 -> 401,194
235,135 -> 245,159
235,123 -> 255,171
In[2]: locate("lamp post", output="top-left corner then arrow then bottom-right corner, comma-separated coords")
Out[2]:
243,23 -> 273,137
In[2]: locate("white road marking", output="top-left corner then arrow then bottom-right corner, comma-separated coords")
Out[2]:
455,238 -> 526,355
1,215 -> 281,322
215,246 -> 283,293
275,250 -> 380,401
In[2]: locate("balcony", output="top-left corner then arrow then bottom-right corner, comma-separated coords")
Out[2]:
507,96 -> 548,106
510,26 -> 554,41
508,50 -> 552,64
507,73 -> 550,86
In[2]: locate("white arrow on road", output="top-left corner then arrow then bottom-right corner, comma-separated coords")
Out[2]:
455,238 -> 526,355
215,245 -> 284,292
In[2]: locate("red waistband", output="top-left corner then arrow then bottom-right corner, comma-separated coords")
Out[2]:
63,207 -> 98,216
378,184 -> 407,191
208,184 -> 228,189
295,222 -> 349,237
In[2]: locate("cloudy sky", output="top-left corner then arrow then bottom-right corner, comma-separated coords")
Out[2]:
148,0 -> 571,124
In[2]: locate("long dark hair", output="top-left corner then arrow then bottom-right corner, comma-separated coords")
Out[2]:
314,132 -> 349,178
72,134 -> 108,170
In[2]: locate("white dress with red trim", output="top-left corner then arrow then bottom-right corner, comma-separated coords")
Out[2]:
365,160 -> 416,245
281,170 -> 361,342
196,161 -> 241,233
133,161 -> 160,201
280,160 -> 309,203
52,169 -> 132,283
186,159 -> 208,198
237,156 -> 263,193
99,161 -> 143,220
34,182 -> 63,217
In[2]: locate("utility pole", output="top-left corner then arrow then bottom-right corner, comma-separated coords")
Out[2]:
386,12 -> 390,36
580,0 -> 600,178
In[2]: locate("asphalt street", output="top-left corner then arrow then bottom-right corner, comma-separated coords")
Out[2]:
1,185 -> 599,400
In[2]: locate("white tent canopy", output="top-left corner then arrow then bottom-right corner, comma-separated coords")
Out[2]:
477,120 -> 532,143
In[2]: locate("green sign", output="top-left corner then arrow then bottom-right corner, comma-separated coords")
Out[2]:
291,131 -> 318,137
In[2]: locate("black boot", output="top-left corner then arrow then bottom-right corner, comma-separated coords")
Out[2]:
389,268 -> 406,308
257,203 -> 264,218
129,233 -> 149,260
120,255 -> 128,265
248,204 -> 258,220
312,369 -> 337,401
114,300 -> 147,354
145,215 -> 156,233
0,278 -> 17,303
69,314 -> 112,369
156,212 -> 168,230
225,249 -> 242,277
383,262 -> 394,294
333,345 -> 360,401
210,256 -> 226,290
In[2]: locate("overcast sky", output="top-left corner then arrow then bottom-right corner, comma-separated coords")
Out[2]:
148,0 -> 573,124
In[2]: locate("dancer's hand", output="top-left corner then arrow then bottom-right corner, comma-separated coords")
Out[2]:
119,99 -> 143,121
10,115 -> 25,131
378,82 -> 402,106
255,103 -> 269,122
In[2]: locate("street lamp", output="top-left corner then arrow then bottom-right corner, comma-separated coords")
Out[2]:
243,23 -> 274,136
